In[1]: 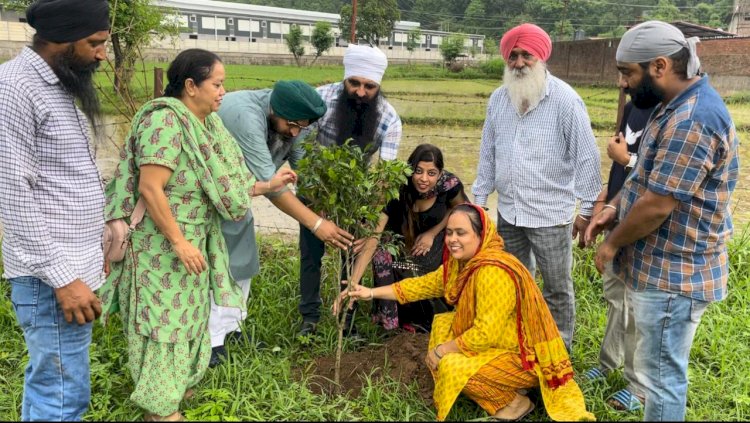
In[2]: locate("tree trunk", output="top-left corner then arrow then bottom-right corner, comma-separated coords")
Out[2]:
112,33 -> 123,93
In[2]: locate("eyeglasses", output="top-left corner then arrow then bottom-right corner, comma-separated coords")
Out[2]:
346,78 -> 379,90
508,52 -> 535,62
286,120 -> 309,130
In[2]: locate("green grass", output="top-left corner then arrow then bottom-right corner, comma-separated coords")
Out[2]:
1,232 -> 749,421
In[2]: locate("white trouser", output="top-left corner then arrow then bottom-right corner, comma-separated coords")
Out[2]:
208,278 -> 251,348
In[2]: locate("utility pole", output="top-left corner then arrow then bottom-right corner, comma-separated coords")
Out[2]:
350,0 -> 357,44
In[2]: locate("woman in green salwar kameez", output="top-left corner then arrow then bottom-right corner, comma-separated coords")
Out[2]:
100,49 -> 297,421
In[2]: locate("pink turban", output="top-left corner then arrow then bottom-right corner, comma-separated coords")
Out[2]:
500,23 -> 552,62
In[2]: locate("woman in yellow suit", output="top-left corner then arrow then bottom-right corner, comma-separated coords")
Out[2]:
338,203 -> 595,421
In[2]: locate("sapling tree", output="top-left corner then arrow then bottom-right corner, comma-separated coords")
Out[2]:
296,141 -> 410,390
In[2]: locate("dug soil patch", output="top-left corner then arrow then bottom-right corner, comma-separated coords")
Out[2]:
301,332 -> 434,404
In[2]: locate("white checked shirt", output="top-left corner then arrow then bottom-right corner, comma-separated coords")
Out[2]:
472,73 -> 602,228
310,82 -> 401,161
0,47 -> 105,290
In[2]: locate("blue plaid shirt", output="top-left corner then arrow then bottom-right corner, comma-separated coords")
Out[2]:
303,82 -> 401,161
615,76 -> 740,302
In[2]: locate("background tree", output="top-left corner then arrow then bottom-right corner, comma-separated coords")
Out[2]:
339,0 -> 400,45
285,24 -> 306,66
648,0 -> 681,22
110,0 -> 178,96
439,34 -> 466,65
462,0 -> 486,34
405,28 -> 422,64
310,21 -> 334,65
483,37 -> 498,58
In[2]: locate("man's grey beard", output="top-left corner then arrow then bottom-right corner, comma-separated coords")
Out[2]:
504,62 -> 547,115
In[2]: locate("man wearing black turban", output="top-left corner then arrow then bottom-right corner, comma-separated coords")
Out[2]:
0,0 -> 109,420
27,0 -> 110,127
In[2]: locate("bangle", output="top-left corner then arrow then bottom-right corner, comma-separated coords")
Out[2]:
434,345 -> 444,359
311,217 -> 324,234
604,204 -> 618,213
267,180 -> 272,192
252,183 -> 257,197
578,215 -> 590,221
369,288 -> 374,300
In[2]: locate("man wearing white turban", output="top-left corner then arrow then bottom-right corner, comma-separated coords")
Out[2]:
296,44 -> 403,338
586,20 -> 740,422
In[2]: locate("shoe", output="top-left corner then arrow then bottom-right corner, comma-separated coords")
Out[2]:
298,320 -> 318,337
581,367 -> 607,383
208,345 -> 226,368
607,388 -> 644,412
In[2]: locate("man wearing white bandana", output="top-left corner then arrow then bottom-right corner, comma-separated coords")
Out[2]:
296,44 -> 402,338
586,20 -> 740,421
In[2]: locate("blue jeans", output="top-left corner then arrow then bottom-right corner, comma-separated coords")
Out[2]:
629,286 -> 709,421
10,277 -> 92,421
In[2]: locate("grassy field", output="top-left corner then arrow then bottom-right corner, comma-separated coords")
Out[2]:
1,63 -> 749,421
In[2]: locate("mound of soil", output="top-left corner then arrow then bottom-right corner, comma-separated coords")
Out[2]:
301,332 -> 435,404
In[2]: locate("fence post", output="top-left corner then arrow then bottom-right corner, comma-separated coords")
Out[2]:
153,67 -> 164,99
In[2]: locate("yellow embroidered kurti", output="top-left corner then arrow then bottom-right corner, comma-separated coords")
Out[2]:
393,265 -> 594,421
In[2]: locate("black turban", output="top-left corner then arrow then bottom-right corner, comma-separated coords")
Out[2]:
26,0 -> 110,43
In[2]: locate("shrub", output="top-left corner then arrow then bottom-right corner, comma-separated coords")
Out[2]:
479,58 -> 505,79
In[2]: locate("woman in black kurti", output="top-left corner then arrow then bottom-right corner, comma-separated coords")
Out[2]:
349,144 -> 467,332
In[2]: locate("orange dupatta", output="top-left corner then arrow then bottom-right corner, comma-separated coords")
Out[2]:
441,204 -> 574,389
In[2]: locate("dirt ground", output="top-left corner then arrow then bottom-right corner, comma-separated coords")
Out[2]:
300,332 -> 435,404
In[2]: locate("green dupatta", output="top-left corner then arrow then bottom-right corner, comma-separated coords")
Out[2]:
101,97 -> 255,326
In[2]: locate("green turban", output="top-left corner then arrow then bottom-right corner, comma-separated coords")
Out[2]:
270,80 -> 327,121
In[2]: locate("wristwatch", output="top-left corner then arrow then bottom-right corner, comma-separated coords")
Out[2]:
625,153 -> 638,169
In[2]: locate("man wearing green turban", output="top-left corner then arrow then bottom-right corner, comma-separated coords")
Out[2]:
211,80 -> 354,366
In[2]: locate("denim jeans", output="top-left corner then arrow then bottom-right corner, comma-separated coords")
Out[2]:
10,277 -> 93,421
629,286 -> 709,421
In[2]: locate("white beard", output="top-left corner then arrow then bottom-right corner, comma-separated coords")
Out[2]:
504,62 -> 547,114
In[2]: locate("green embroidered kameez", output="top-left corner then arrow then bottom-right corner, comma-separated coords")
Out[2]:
100,97 -> 255,415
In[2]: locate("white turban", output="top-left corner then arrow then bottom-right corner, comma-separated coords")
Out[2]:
616,20 -> 701,78
343,44 -> 388,85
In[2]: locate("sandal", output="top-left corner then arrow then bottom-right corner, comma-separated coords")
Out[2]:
580,367 -> 607,383
608,388 -> 643,412
490,401 -> 535,421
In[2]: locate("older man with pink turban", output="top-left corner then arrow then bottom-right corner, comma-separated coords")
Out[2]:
472,23 -> 601,352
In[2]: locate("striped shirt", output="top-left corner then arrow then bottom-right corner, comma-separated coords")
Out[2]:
308,82 -> 401,161
472,73 -> 602,228
615,76 -> 739,302
0,47 -> 105,290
